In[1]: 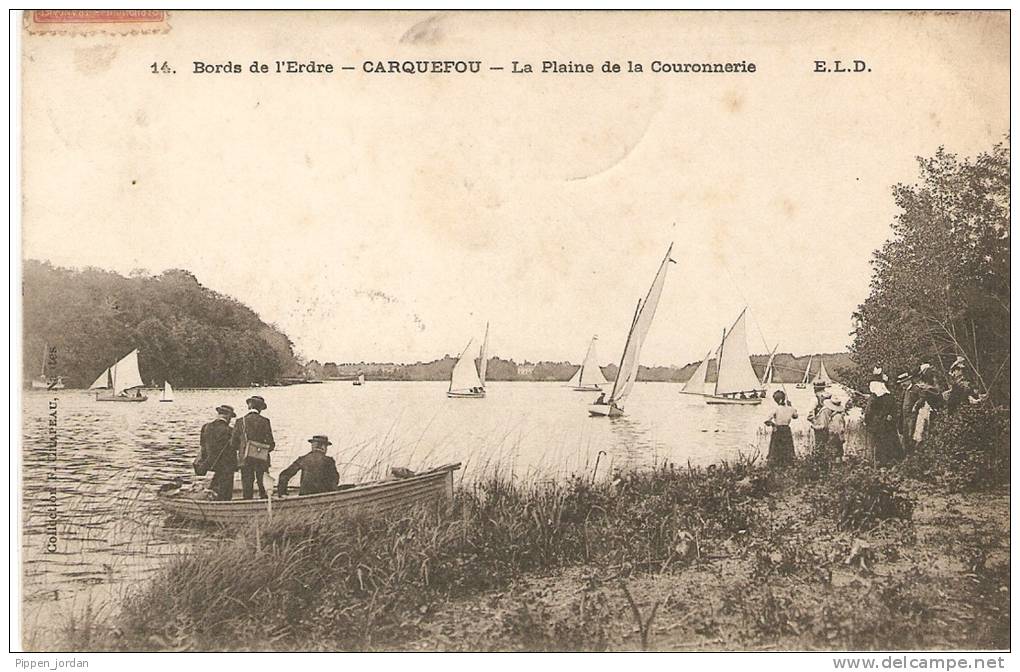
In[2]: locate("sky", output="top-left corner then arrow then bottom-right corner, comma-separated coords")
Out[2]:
21,11 -> 1009,367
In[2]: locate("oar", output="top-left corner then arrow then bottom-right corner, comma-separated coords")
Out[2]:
262,471 -> 277,517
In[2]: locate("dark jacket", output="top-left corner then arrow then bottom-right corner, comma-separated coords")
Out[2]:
277,451 -> 339,496
229,411 -> 276,467
199,418 -> 236,472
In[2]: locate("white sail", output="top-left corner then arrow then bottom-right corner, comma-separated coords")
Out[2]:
478,323 -> 489,387
681,351 -> 712,394
578,337 -> 608,387
813,359 -> 832,385
449,340 -> 482,393
762,347 -> 778,385
162,381 -> 174,401
112,349 -> 145,395
801,355 -> 813,384
610,245 -> 675,406
357,373 -> 365,384
714,310 -> 761,396
89,368 -> 110,390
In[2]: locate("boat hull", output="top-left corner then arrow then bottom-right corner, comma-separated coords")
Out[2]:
96,393 -> 148,402
159,464 -> 461,525
588,403 -> 624,417
704,396 -> 762,405
572,385 -> 604,392
447,391 -> 485,398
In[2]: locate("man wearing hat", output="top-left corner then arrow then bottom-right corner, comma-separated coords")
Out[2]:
198,405 -> 238,500
229,395 -> 275,499
277,435 -> 340,496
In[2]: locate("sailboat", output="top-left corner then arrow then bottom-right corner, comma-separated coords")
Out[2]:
812,358 -> 832,388
30,343 -> 65,390
90,349 -> 148,402
678,350 -> 713,396
160,381 -> 174,402
353,373 -> 365,386
704,309 -> 764,405
567,336 -> 609,392
589,245 -> 675,417
447,323 -> 488,399
796,355 -> 813,389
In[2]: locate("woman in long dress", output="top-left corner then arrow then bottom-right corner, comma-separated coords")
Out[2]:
864,379 -> 900,465
765,390 -> 798,467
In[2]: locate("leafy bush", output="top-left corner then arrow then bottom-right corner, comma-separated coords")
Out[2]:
816,467 -> 914,532
899,404 -> 1009,492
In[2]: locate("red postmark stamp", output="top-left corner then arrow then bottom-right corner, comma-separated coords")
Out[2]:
25,9 -> 171,35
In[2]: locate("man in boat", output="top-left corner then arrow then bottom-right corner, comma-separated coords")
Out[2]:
276,435 -> 340,496
198,405 -> 237,500
594,392 -> 607,405
230,395 -> 275,499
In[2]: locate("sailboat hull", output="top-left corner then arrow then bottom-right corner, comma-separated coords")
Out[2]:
572,385 -> 604,392
96,393 -> 148,402
588,403 -> 624,417
704,395 -> 762,405
447,391 -> 485,399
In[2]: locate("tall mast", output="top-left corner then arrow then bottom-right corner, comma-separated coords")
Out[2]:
610,299 -> 642,403
714,328 -> 726,396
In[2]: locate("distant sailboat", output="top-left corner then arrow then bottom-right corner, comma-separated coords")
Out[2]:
704,309 -> 764,405
30,343 -> 65,390
353,373 -> 365,386
567,336 -> 609,392
589,244 -> 675,417
90,349 -> 148,402
160,381 -> 175,402
796,355 -> 813,389
812,358 -> 832,388
678,350 -> 713,396
448,323 -> 488,399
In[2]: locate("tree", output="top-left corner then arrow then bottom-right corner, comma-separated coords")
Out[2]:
849,136 -> 1010,401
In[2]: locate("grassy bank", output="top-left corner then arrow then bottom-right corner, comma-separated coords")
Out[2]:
46,431 -> 1009,652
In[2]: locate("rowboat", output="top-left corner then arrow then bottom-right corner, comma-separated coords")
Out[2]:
158,463 -> 461,525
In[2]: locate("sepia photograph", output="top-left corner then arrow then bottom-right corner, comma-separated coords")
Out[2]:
13,8 -> 1011,657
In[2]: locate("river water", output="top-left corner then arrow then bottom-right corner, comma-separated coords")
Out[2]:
20,380 -> 856,643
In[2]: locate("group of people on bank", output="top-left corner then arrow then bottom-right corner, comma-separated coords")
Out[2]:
762,355 -> 986,469
859,356 -> 985,466
195,395 -> 340,501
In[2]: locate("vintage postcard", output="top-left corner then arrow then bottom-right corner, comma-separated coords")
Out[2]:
15,9 -> 1010,659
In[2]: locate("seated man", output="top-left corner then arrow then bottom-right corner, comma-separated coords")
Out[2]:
276,435 -> 340,496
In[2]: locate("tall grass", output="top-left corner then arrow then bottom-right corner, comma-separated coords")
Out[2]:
90,458 -> 763,651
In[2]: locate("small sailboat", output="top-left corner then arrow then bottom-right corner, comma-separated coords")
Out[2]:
447,323 -> 488,399
812,358 -> 832,388
353,373 -> 365,386
589,244 -> 675,417
30,343 -> 65,390
796,355 -> 813,389
704,309 -> 764,405
567,336 -> 609,392
160,381 -> 175,402
678,350 -> 713,396
90,349 -> 148,402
